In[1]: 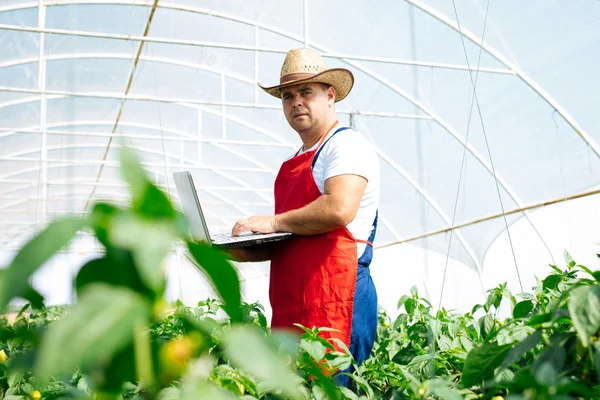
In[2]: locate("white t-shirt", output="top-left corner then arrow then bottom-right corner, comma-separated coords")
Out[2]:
289,124 -> 380,257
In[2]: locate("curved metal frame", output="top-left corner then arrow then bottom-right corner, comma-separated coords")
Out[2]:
0,0 -> 575,266
405,0 -> 600,158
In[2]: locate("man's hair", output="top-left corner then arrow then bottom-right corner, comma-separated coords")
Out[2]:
318,83 -> 332,91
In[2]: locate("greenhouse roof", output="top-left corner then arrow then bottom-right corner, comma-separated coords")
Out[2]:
1,0 -> 600,310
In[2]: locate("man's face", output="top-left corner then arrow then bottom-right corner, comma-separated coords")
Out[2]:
281,83 -> 335,133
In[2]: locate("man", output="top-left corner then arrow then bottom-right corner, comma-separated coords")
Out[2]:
230,48 -> 380,384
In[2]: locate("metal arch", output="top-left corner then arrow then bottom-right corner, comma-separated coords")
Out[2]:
0,26 -> 520,250
0,140 -> 275,225
0,185 -> 249,239
405,0 -> 600,159
0,2 -> 568,209
0,1 -> 547,255
0,53 -> 255,84
0,160 -> 271,193
0,190 -> 265,214
0,118 -> 283,204
0,91 -> 297,146
0,142 -> 275,183
0,1 -> 553,261
0,1 -> 512,75
0,86 -> 428,120
0,127 -> 292,149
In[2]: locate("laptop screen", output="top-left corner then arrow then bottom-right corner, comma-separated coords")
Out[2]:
173,171 -> 212,244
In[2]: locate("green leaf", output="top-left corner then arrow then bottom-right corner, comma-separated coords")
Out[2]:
186,241 -> 242,323
338,387 -> 359,400
575,263 -> 594,277
397,295 -> 410,310
478,314 -> 495,340
399,367 -> 421,394
222,326 -> 305,400
525,312 -> 552,327
408,353 -> 436,366
410,286 -> 418,297
568,285 -> 600,347
503,288 -> 517,308
120,145 -> 175,219
534,362 -> 557,387
426,379 -> 462,400
75,255 -> 153,300
100,344 -> 138,392
516,292 -> 535,300
542,274 -> 562,290
156,387 -> 181,400
485,292 -> 502,311
404,298 -> 416,314
593,271 -> 600,282
513,300 -> 534,319
500,330 -> 542,370
437,334 -> 453,351
35,283 -> 150,380
494,368 -> 515,383
462,343 -> 511,387
592,342 -> 600,383
532,344 -> 565,373
496,325 -> 535,346
109,213 -> 173,293
549,264 -> 563,274
21,285 -> 44,310
133,320 -> 154,387
470,304 -> 483,315
0,218 -> 85,311
564,250 -> 575,267
459,335 -> 473,352
300,338 -> 327,362
346,374 -> 374,398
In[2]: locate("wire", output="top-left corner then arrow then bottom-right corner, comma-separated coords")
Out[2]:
430,0 -> 493,379
449,0 -> 524,293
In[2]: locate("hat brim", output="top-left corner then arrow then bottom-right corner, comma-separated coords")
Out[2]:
258,68 -> 354,103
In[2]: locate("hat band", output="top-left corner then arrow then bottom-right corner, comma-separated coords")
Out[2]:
280,72 -> 320,85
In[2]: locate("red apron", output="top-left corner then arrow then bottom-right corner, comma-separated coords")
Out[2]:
270,124 -> 368,349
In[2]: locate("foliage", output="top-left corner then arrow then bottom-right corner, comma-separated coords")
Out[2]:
1,146 -> 600,399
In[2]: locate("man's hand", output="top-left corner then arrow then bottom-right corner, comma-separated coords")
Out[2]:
231,215 -> 278,236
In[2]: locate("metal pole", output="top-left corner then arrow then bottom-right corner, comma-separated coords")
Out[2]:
377,188 -> 600,249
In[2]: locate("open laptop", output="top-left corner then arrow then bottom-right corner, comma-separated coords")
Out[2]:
173,171 -> 292,249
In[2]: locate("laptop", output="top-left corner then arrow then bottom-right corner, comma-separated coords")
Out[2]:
172,171 -> 292,249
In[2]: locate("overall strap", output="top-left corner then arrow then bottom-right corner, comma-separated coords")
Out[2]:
356,210 -> 378,248
311,126 -> 351,169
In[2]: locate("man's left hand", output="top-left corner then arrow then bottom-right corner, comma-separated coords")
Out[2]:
232,216 -> 278,236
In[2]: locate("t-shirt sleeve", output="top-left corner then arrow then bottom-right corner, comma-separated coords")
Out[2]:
321,133 -> 378,183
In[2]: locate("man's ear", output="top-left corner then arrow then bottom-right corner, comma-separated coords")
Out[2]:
328,85 -> 337,104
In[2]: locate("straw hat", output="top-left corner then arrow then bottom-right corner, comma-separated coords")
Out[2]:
258,48 -> 354,102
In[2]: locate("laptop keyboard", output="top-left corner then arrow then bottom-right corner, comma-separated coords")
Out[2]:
212,232 -> 275,243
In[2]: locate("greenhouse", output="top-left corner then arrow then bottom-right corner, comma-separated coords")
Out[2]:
0,1 -> 599,399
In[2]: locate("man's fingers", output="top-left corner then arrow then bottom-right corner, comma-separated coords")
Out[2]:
232,220 -> 248,236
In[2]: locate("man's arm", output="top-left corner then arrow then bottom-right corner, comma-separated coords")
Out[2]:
231,173 -> 367,237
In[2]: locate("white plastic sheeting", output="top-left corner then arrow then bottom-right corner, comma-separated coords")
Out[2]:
1,0 -> 599,314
